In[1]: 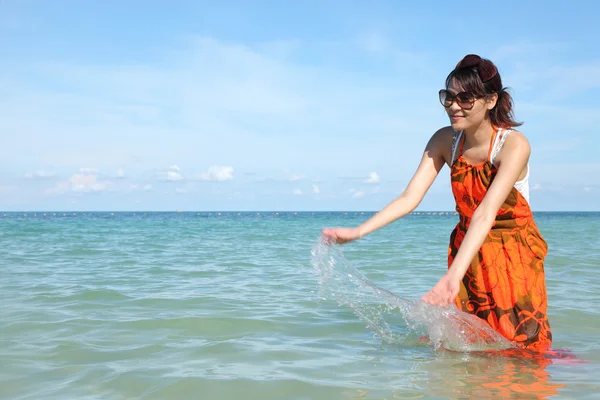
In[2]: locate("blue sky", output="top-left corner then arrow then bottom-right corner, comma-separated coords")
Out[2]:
1,0 -> 599,211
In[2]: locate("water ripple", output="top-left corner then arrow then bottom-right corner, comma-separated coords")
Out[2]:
1,212 -> 599,399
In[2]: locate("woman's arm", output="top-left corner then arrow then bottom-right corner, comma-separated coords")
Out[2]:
322,127 -> 452,244
422,131 -> 531,305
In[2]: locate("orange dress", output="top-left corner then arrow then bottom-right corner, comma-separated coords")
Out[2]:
449,127 -> 552,351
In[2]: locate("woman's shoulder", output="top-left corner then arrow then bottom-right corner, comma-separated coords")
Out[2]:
425,126 -> 457,165
496,128 -> 531,164
430,126 -> 456,143
502,128 -> 530,150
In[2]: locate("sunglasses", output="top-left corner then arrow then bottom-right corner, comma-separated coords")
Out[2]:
438,89 -> 479,110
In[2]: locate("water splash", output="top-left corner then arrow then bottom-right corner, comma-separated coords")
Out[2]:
311,239 -> 514,352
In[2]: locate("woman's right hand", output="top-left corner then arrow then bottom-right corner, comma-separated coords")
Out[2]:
321,227 -> 361,244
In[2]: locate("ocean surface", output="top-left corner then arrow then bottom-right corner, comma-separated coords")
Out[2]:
1,211 -> 599,399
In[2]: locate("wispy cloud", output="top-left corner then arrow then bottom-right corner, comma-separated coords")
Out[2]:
280,169 -> 306,182
499,52 -> 600,101
157,166 -> 184,182
287,174 -> 306,182
1,35 -> 437,174
259,170 -> 307,183
544,63 -> 600,99
491,40 -> 568,62
193,165 -> 234,181
349,188 -> 365,198
532,163 -> 600,186
1,7 -> 598,212
0,185 -> 17,193
45,168 -> 113,195
532,138 -> 582,160
24,169 -> 57,180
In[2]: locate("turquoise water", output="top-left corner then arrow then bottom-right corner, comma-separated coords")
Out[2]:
1,211 -> 599,399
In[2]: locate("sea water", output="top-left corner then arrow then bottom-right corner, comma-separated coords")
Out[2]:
1,211 -> 599,399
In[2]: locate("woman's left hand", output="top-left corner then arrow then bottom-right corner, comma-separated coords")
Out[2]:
421,273 -> 461,306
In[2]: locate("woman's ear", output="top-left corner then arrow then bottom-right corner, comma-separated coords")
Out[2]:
486,92 -> 499,111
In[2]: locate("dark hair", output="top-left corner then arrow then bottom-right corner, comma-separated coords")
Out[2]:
445,54 -> 522,127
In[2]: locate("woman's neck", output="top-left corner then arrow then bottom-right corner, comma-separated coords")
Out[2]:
463,120 -> 496,148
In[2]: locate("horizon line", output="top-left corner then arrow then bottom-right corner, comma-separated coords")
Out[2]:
2,210 -> 599,214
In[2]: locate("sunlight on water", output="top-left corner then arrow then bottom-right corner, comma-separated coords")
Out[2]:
311,239 -> 513,352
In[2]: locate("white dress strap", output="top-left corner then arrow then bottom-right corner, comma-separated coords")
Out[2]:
451,130 -> 463,164
490,128 -> 513,166
489,128 -> 531,203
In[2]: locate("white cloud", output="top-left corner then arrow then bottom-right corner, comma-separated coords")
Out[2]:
115,168 -> 125,179
165,171 -> 184,181
312,184 -> 320,194
531,183 -> 542,191
70,172 -> 112,192
143,184 -> 153,191
195,165 -> 234,181
288,174 -> 306,182
41,166 -> 116,195
24,169 -> 57,179
157,171 -> 184,181
2,34 -> 597,212
293,188 -> 303,195
175,188 -> 188,194
364,172 -> 380,184
279,169 -> 306,182
45,169 -> 112,195
157,165 -> 184,181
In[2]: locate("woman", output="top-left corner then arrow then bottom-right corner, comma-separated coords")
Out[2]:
322,54 -> 552,352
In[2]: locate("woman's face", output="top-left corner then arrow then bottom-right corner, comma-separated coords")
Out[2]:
444,79 -> 496,131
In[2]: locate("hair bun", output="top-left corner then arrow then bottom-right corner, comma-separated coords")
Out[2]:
456,54 -> 481,69
456,54 -> 498,82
